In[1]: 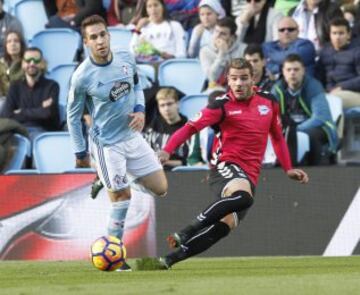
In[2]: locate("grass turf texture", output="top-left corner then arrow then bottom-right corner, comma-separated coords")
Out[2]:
0,256 -> 359,295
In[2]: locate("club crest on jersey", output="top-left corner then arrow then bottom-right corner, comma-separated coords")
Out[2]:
258,105 -> 270,115
122,65 -> 129,75
109,81 -> 131,101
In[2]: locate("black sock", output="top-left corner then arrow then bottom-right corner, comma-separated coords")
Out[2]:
179,191 -> 253,241
166,222 -> 231,266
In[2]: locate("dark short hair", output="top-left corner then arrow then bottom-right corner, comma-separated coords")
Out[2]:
244,43 -> 264,59
216,17 -> 237,36
283,54 -> 305,67
24,47 -> 43,58
142,0 -> 170,21
330,17 -> 351,33
227,58 -> 253,76
81,14 -> 107,38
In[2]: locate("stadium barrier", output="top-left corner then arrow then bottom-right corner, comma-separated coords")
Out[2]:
0,166 -> 359,260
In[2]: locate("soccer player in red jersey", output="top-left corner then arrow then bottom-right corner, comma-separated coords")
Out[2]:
157,58 -> 309,269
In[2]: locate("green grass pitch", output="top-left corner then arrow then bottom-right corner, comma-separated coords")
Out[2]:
0,256 -> 359,295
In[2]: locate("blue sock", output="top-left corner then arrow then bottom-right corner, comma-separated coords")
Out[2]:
108,200 -> 130,240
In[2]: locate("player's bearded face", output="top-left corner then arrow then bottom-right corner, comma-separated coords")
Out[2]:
85,24 -> 111,62
227,68 -> 254,101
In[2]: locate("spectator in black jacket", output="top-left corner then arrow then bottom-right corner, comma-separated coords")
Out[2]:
143,87 -> 189,170
0,47 -> 60,140
316,17 -> 360,110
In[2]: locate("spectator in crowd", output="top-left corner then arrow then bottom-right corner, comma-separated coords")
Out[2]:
144,87 -> 189,170
107,0 -> 145,27
0,30 -> 26,103
316,17 -> 360,110
188,0 -> 226,58
200,17 -> 246,91
289,0 -> 343,51
0,0 -> 23,57
262,16 -> 316,77
272,54 -> 338,165
164,0 -> 200,32
341,2 -> 360,38
244,43 -> 275,92
130,0 -> 186,63
1,47 -> 60,140
43,0 -> 106,30
235,0 -> 283,44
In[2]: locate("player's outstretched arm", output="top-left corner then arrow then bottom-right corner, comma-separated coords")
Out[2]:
287,169 -> 309,184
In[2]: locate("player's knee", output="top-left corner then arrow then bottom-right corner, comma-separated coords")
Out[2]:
153,182 -> 168,197
221,214 -> 238,230
231,190 -> 254,210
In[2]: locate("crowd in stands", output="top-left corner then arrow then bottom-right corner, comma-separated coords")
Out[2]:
0,0 -> 360,173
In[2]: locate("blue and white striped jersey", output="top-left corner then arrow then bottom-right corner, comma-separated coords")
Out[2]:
67,49 -> 145,154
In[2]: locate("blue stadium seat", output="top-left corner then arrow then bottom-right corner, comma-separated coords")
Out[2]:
179,94 -> 208,120
32,132 -> 91,173
172,165 -> 209,172
326,94 -> 343,125
46,63 -> 78,124
108,27 -> 133,50
31,29 -> 81,71
158,59 -> 206,95
5,169 -> 40,175
297,131 -> 310,163
14,0 -> 48,42
343,107 -> 360,158
137,64 -> 155,82
3,134 -> 31,173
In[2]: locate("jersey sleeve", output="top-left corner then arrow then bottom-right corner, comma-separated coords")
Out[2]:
67,71 -> 87,155
269,101 -> 293,172
163,104 -> 223,154
187,104 -> 224,132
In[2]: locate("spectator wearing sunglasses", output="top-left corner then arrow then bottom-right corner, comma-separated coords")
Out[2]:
262,16 -> 316,78
235,0 -> 283,44
1,47 -> 60,140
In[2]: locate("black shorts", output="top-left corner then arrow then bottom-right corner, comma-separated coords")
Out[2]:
208,162 -> 256,222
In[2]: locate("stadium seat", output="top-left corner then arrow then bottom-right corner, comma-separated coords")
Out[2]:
262,137 -> 276,166
3,134 -> 31,173
179,94 -> 208,120
3,0 -> 23,13
14,0 -> 48,42
342,107 -> 360,162
5,169 -> 40,175
31,29 -> 81,71
137,64 -> 155,82
172,165 -> 209,172
326,94 -> 343,125
46,63 -> 78,124
158,59 -> 206,95
108,27 -> 133,50
32,132 -> 77,173
297,131 -> 310,163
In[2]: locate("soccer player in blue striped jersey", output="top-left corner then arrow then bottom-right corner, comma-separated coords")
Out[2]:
67,15 -> 168,271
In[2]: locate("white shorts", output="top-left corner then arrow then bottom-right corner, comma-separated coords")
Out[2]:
90,133 -> 163,192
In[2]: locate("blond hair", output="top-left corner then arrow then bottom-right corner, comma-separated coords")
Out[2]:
155,88 -> 179,102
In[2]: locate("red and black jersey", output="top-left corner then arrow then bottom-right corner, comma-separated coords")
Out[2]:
164,89 -> 292,185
